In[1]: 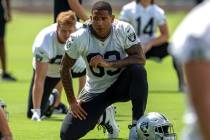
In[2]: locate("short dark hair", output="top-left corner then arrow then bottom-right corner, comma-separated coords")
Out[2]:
136,0 -> 155,4
91,1 -> 112,15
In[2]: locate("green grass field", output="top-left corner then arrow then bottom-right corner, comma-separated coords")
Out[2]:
0,11 -> 187,140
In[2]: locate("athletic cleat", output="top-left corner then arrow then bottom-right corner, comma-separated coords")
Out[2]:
98,105 -> 120,139
53,102 -> 68,114
2,73 -> 17,81
128,124 -> 138,140
31,109 -> 41,121
45,91 -> 58,117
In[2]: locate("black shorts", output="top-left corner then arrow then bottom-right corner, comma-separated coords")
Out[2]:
146,42 -> 169,60
0,20 -> 5,38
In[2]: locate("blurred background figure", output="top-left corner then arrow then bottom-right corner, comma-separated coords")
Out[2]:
0,100 -> 12,140
171,0 -> 210,140
0,0 -> 16,81
119,0 -> 185,92
54,0 -> 88,22
194,0 -> 204,4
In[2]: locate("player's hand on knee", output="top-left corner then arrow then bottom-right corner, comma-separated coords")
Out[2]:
70,100 -> 87,120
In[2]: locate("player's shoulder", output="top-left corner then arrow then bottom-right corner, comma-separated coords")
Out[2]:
33,24 -> 56,51
38,23 -> 57,37
122,1 -> 136,10
113,20 -> 134,31
68,27 -> 89,44
35,23 -> 56,43
150,4 -> 165,15
113,20 -> 137,40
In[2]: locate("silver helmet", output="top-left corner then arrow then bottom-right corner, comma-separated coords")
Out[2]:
136,112 -> 176,140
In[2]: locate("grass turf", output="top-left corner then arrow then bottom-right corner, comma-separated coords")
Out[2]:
0,11 -> 187,140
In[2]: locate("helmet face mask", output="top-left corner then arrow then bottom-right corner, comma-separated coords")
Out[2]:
136,112 -> 176,140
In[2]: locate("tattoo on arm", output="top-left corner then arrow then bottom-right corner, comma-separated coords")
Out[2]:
60,53 -> 77,104
110,43 -> 146,68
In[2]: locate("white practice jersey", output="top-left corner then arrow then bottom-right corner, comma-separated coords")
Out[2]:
65,20 -> 140,93
171,0 -> 210,64
119,1 -> 166,44
32,22 -> 83,78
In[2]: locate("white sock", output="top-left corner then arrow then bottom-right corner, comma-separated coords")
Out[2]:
31,108 -> 41,116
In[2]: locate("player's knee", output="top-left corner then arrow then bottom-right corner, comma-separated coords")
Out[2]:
127,64 -> 147,80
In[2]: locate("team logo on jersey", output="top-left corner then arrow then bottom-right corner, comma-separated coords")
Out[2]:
128,32 -> 136,42
66,38 -> 74,49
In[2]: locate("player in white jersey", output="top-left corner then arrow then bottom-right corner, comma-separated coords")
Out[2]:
171,1 -> 210,140
119,0 -> 185,92
60,1 -> 148,139
26,11 -> 86,121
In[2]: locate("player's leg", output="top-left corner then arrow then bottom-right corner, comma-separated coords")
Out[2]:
51,81 -> 68,115
184,61 -> 210,140
53,81 -> 63,107
0,20 -> 16,81
146,42 -> 185,91
105,64 -> 148,139
145,42 -> 169,61
27,70 -> 35,118
40,77 -> 60,117
107,64 -> 148,121
60,92 -> 107,140
0,20 -> 6,75
172,57 -> 185,92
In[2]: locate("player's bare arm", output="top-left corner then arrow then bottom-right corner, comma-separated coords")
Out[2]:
145,23 -> 169,49
60,53 -> 87,120
67,0 -> 89,21
90,43 -> 145,68
33,62 -> 48,109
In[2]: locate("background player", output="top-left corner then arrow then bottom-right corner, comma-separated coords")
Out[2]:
27,10 -> 86,121
0,0 -> 16,81
119,0 -> 185,91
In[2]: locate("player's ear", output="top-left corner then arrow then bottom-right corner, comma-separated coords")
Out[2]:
111,15 -> 115,23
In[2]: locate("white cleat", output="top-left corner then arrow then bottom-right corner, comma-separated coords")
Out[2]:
31,109 -> 41,122
99,105 -> 120,139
